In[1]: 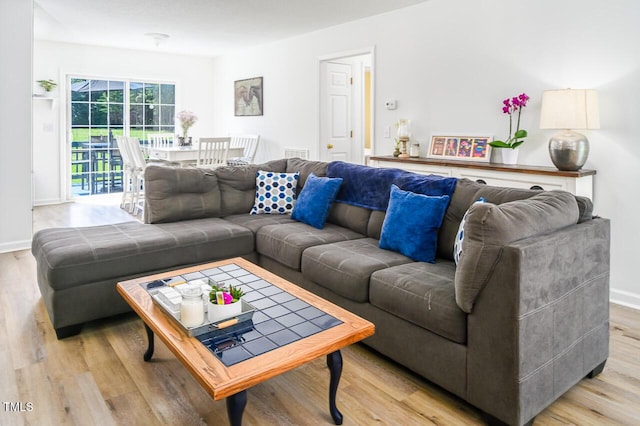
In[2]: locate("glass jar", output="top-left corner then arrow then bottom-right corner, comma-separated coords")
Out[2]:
179,284 -> 204,327
410,143 -> 420,157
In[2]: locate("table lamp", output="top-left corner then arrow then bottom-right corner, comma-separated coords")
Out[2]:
539,89 -> 600,171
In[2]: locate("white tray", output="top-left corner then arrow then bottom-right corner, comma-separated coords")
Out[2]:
151,294 -> 255,337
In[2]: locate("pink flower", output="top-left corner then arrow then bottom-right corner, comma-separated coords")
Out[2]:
518,93 -> 530,106
221,292 -> 233,304
489,92 -> 530,149
176,110 -> 198,138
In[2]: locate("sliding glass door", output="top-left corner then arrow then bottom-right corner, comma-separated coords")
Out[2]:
69,77 -> 175,197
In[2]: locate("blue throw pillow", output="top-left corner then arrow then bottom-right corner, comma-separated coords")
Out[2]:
379,185 -> 450,263
291,173 -> 343,229
453,198 -> 486,265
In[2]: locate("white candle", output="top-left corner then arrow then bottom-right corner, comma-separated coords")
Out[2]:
181,297 -> 204,327
179,284 -> 205,327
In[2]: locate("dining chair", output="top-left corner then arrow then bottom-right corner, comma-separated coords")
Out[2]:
114,135 -> 135,212
197,137 -> 230,169
228,134 -> 260,166
148,133 -> 175,148
126,136 -> 148,215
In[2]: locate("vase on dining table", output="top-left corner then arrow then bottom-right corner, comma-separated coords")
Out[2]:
178,136 -> 192,146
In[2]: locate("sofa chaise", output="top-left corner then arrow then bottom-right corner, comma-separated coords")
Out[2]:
32,158 -> 610,426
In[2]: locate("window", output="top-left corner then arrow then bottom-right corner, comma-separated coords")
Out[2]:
69,77 -> 176,197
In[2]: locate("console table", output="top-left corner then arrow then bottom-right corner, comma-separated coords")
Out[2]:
368,156 -> 596,199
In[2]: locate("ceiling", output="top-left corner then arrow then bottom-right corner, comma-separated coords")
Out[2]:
34,0 -> 429,57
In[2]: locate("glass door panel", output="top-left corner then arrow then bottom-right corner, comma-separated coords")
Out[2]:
69,77 -> 175,198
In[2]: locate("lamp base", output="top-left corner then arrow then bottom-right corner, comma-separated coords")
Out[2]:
548,130 -> 589,171
398,138 -> 410,158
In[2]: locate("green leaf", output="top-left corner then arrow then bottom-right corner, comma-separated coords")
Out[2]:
511,140 -> 524,149
488,140 -> 512,148
514,129 -> 528,138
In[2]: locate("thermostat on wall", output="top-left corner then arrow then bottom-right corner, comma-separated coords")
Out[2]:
385,100 -> 397,110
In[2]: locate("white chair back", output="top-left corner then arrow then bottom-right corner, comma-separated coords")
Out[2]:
127,137 -> 147,170
197,137 -> 230,168
229,134 -> 260,164
148,133 -> 174,148
115,135 -> 133,170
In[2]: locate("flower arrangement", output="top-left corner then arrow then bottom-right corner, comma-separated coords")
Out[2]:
209,283 -> 244,305
176,110 -> 198,139
489,93 -> 530,149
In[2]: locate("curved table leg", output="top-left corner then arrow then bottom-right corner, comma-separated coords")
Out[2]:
143,323 -> 155,362
226,390 -> 247,426
327,350 -> 344,425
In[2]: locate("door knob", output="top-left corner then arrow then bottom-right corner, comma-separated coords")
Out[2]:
327,143 -> 334,149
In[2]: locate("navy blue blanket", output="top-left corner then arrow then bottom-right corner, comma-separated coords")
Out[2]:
326,161 -> 457,211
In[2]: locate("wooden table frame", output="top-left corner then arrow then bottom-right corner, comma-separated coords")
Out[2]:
117,257 -> 375,425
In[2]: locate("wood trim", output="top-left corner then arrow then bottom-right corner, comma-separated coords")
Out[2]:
369,155 -> 596,178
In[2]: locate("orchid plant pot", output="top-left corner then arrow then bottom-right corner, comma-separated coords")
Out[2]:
207,298 -> 242,323
500,147 -> 520,165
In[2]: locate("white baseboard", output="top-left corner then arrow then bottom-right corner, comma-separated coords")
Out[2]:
610,288 -> 640,311
0,239 -> 31,254
33,198 -> 64,206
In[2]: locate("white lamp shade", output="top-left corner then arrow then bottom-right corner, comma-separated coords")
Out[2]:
539,89 -> 600,130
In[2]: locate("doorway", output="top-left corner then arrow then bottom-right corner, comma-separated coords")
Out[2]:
318,49 -> 373,164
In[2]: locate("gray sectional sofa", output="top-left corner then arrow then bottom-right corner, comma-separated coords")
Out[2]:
32,158 -> 610,426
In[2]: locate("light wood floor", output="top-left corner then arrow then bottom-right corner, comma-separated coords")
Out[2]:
1,198 -> 639,425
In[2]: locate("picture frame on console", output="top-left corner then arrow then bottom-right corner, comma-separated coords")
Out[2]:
428,135 -> 492,162
234,76 -> 263,116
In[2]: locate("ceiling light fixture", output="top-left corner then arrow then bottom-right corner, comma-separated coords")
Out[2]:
145,32 -> 170,47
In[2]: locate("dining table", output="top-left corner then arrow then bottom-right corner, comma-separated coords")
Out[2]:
147,145 -> 243,167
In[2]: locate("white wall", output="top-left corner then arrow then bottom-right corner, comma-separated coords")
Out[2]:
33,41 -> 216,204
0,0 -> 33,253
209,0 -> 640,307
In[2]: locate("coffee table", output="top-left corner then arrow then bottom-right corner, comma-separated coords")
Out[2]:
116,257 -> 375,425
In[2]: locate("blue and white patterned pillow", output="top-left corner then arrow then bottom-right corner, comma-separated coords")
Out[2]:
453,198 -> 486,265
250,170 -> 299,214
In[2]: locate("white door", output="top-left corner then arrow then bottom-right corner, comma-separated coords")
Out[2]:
320,62 -> 352,162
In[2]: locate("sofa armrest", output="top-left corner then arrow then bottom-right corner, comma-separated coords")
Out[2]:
466,218 -> 610,425
144,165 -> 221,223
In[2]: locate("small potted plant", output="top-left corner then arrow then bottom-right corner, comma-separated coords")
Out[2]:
393,138 -> 401,157
37,79 -> 57,93
207,282 -> 244,322
489,93 -> 530,164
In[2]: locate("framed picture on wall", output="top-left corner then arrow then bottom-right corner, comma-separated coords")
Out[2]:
234,77 -> 263,116
428,135 -> 492,162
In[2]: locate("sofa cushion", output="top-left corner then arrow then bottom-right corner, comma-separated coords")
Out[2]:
291,173 -> 343,229
438,179 -> 545,260
326,203 -> 371,236
223,213 -> 296,234
256,222 -> 364,270
144,165 -> 221,224
250,170 -> 299,215
286,158 -> 329,194
370,262 -> 467,344
367,210 -> 386,240
302,238 -> 412,303
379,185 -> 450,263
455,190 -> 580,313
215,159 -> 288,216
31,219 -> 254,291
